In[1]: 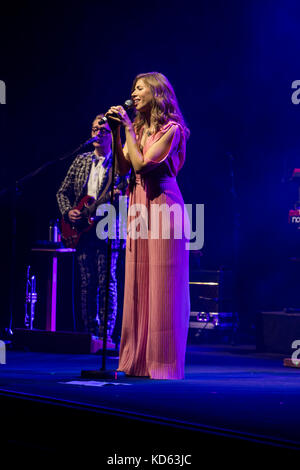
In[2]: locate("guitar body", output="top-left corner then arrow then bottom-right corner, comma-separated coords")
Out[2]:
61,195 -> 96,248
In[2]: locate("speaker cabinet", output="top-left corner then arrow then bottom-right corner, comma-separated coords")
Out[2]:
256,311 -> 300,355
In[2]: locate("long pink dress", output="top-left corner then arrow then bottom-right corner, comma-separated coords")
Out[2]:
118,121 -> 190,379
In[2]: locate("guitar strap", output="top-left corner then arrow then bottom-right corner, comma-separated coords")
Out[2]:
97,165 -> 113,203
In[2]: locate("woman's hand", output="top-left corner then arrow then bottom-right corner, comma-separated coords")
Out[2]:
106,106 -> 132,130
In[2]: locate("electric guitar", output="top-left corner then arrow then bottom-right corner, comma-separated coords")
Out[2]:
61,192 -> 113,248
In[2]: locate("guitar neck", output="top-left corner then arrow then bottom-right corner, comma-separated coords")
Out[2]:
87,191 -> 112,217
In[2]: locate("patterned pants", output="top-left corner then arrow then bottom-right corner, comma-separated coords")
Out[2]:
76,231 -> 119,338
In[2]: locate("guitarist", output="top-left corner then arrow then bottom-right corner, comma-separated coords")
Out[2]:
56,114 -> 128,342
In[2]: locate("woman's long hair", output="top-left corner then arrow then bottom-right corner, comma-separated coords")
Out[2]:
131,72 -> 190,139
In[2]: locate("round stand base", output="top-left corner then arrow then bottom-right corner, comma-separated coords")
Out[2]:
80,369 -> 126,380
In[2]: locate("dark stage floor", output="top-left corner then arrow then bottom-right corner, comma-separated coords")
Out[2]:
0,343 -> 300,466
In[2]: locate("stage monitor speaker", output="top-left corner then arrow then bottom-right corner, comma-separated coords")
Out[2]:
256,311 -> 300,355
13,329 -> 116,354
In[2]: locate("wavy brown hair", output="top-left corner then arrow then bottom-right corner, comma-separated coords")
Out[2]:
131,72 -> 190,139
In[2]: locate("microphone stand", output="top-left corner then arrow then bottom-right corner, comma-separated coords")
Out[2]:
81,124 -> 125,380
0,140 -> 93,341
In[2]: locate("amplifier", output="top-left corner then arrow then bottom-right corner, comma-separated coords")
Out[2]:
256,311 -> 300,354
189,270 -> 236,337
189,269 -> 233,313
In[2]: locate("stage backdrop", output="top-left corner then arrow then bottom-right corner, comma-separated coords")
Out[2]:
0,0 -> 299,336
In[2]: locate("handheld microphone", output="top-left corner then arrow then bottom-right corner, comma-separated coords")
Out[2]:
98,99 -> 133,126
80,100 -> 133,148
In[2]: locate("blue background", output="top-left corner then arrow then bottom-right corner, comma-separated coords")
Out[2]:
1,0 -> 300,336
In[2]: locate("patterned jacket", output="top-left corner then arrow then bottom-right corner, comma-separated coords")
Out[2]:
56,151 -> 128,220
56,152 -> 129,249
